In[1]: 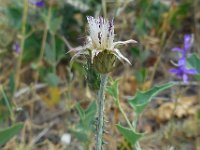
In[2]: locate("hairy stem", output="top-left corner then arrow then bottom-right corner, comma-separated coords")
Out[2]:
96,74 -> 108,150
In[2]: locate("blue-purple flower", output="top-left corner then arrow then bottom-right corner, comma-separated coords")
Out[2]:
169,66 -> 197,83
29,0 -> 45,8
12,42 -> 21,54
172,34 -> 193,66
169,34 -> 198,83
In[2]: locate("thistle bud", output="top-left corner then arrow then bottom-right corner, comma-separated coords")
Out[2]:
93,50 -> 116,74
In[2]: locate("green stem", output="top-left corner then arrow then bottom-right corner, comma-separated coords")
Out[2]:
96,74 -> 108,150
132,113 -> 139,129
15,0 -> 28,90
102,0 -> 107,18
0,86 -> 15,122
133,113 -> 141,150
116,98 -> 142,150
38,4 -> 52,65
117,99 -> 133,130
35,3 -> 52,82
135,142 -> 142,150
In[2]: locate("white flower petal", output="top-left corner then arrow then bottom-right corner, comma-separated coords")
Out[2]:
70,51 -> 88,65
87,16 -> 114,50
113,48 -> 131,65
113,39 -> 137,48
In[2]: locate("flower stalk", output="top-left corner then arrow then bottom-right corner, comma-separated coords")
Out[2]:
96,74 -> 108,150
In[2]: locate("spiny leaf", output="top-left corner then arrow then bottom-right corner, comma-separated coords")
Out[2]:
128,82 -> 175,114
0,123 -> 23,146
116,124 -> 143,145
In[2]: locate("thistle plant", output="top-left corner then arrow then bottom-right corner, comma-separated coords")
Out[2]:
70,16 -> 136,150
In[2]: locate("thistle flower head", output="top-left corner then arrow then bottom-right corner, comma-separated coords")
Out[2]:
69,16 -> 137,73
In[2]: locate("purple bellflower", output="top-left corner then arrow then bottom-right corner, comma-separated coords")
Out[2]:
172,34 -> 193,66
12,42 -> 21,54
169,34 -> 198,83
29,0 -> 45,8
169,66 -> 197,83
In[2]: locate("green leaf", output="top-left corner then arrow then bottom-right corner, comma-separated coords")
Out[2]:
69,128 -> 89,142
135,68 -> 147,84
0,123 -> 23,147
187,53 -> 200,80
187,53 -> 200,73
76,101 -> 96,130
9,73 -> 15,96
5,6 -> 22,30
128,82 -> 175,114
116,124 -> 143,145
45,73 -> 60,86
106,79 -> 119,100
45,42 -> 56,65
49,17 -> 63,34
85,60 -> 100,91
131,47 -> 140,58
71,101 -> 96,143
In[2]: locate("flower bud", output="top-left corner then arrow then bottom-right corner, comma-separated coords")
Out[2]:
93,50 -> 116,74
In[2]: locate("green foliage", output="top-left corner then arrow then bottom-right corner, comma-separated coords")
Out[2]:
70,101 -> 96,142
44,36 -> 65,66
23,34 -> 42,62
45,42 -> 56,65
169,1 -> 192,27
0,123 -> 23,147
187,53 -> 200,80
45,73 -> 60,87
106,79 -> 119,101
128,82 -> 175,114
135,0 -> 168,36
76,101 -> 96,130
135,68 -> 147,84
49,16 -> 63,34
0,98 -> 10,123
4,3 -> 22,30
85,59 -> 100,91
9,73 -> 15,96
116,124 -> 143,145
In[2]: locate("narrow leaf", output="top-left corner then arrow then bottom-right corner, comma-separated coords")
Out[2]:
0,123 -> 23,146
